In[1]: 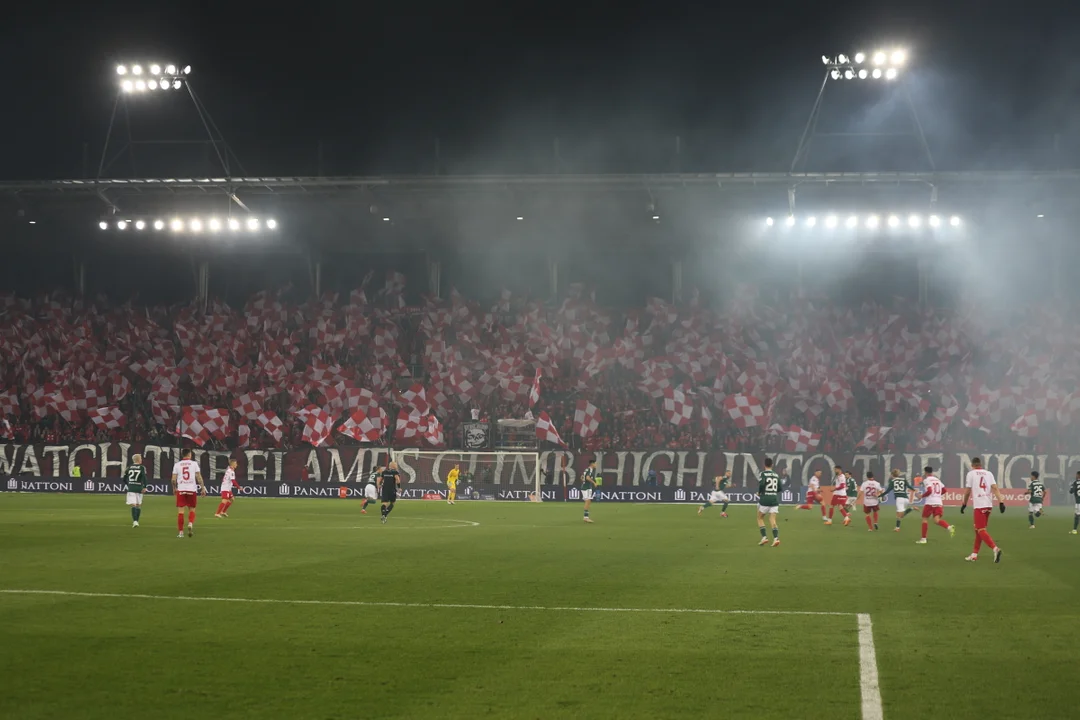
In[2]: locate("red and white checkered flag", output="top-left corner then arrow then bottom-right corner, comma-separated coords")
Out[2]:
573,399 -> 602,439
783,425 -> 821,452
237,422 -> 250,449
297,406 -> 334,446
423,414 -> 445,447
855,426 -> 892,450
88,406 -> 126,430
535,411 -> 567,447
1010,410 -> 1038,437
723,394 -> 765,428
338,408 -> 384,443
255,410 -> 284,444
662,388 -> 693,426
395,408 -> 423,442
529,368 -> 542,408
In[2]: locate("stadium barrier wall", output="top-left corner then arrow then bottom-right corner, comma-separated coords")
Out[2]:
0,443 -> 1063,503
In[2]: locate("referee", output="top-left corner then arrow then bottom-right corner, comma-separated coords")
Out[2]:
379,461 -> 401,524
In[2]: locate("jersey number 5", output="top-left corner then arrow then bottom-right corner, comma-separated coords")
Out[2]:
182,467 -> 191,481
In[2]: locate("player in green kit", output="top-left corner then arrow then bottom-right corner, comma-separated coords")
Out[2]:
880,469 -> 917,532
124,454 -> 148,528
1068,471 -> 1079,535
756,458 -> 781,547
845,472 -> 858,512
698,470 -> 732,516
581,461 -> 599,523
1027,471 -> 1045,529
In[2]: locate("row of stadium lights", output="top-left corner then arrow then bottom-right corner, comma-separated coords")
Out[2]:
116,63 -> 191,93
97,217 -> 278,232
765,214 -> 962,230
823,49 -> 906,81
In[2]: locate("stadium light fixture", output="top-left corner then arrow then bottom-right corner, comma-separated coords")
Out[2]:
97,215 -> 277,233
823,48 -> 907,80
761,213 -> 963,234
116,62 -> 189,93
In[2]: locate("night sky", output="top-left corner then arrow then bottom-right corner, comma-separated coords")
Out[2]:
3,2 -> 1078,180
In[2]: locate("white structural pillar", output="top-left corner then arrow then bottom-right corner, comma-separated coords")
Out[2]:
195,260 -> 209,314
426,255 -> 441,299
671,259 -> 683,304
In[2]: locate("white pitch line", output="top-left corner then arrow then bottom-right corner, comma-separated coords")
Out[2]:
857,613 -> 884,720
0,589 -> 851,617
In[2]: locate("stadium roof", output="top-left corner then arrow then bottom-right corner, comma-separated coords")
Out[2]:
2,169 -> 1080,198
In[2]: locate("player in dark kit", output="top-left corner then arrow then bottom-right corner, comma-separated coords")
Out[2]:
379,461 -> 401,524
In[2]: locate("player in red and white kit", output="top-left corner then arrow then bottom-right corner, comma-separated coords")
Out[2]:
171,449 -> 206,538
859,471 -> 883,531
915,466 -> 955,544
215,459 -> 240,519
961,457 -> 1005,563
825,465 -> 851,526
798,469 -> 828,521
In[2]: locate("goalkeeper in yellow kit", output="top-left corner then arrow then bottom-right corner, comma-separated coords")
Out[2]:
447,464 -> 460,505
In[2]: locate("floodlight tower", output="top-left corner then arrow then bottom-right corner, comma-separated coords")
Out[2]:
790,48 -> 934,174
99,62 -> 245,183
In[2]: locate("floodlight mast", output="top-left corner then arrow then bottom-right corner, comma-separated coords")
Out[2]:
791,48 -> 934,173
98,62 -> 246,205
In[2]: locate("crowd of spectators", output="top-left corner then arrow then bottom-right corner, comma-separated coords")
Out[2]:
1,282 -> 1075,456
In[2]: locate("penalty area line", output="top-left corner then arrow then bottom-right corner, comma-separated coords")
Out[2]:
857,613 -> 884,720
0,589 -> 851,617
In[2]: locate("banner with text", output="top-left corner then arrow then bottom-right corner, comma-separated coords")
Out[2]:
1,443 -> 1070,501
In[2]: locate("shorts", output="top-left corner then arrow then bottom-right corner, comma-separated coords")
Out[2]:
922,505 -> 943,519
830,495 -> 848,506
221,491 -> 234,501
974,507 -> 992,530
757,504 -> 779,515
381,486 -> 398,503
176,491 -> 197,508
709,491 -> 729,504
1028,503 -> 1042,513
806,491 -> 823,504
581,488 -> 595,501
125,492 -> 143,506
862,504 -> 879,513
364,485 -> 378,500
895,498 -> 910,513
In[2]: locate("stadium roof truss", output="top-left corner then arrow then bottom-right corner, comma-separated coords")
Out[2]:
2,170 -> 1080,201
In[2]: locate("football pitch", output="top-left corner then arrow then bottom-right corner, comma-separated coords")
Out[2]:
1,495 -> 1077,719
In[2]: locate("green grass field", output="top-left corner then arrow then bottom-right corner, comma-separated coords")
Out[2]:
1,494 -> 1077,719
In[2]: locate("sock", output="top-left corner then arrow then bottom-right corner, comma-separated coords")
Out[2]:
361,499 -> 369,510
584,509 -> 590,518
820,505 -> 827,517
904,507 -> 914,516
771,527 -> 779,539
873,509 -> 879,524
701,502 -> 712,509
896,518 -> 902,529
840,507 -> 849,518
936,519 -> 950,530
188,510 -> 195,526
828,507 -> 835,519
921,521 -> 928,539
216,502 -> 225,515
973,533 -> 982,553
721,502 -> 729,512
977,529 -> 996,551
1074,514 -> 1079,530
177,514 -> 184,532
131,507 -> 138,521
381,504 -> 389,517
1036,510 -> 1042,518
386,502 -> 395,516
1029,512 -> 1034,526
866,515 -> 873,529
759,526 -> 767,538
224,501 -> 232,513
